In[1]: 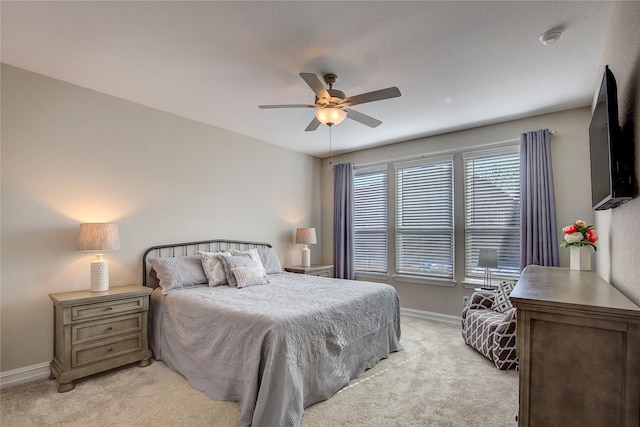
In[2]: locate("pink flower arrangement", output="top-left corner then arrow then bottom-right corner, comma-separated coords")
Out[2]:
561,219 -> 598,251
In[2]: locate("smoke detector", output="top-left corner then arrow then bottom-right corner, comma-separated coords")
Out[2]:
540,30 -> 562,46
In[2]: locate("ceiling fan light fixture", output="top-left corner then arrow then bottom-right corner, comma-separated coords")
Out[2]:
315,107 -> 347,126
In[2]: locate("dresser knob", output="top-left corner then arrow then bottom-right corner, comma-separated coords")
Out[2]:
107,347 -> 113,352
106,327 -> 113,331
106,306 -> 113,311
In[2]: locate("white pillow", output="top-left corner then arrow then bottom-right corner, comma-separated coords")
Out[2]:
199,251 -> 229,287
229,248 -> 267,278
233,266 -> 268,288
217,252 -> 261,287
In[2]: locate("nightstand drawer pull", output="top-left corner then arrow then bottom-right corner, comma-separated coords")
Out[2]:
106,306 -> 113,311
106,326 -> 113,331
107,347 -> 113,352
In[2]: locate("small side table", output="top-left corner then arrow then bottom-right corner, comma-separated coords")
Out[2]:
284,264 -> 334,278
49,285 -> 152,392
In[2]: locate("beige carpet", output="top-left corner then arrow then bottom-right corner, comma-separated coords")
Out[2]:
1,316 -> 518,426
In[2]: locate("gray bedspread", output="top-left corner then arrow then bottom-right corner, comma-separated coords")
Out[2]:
149,272 -> 402,426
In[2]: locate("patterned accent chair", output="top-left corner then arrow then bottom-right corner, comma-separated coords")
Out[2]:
461,285 -> 518,370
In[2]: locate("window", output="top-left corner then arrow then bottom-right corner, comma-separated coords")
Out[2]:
463,147 -> 521,279
351,144 -> 520,284
353,166 -> 388,274
395,157 -> 454,281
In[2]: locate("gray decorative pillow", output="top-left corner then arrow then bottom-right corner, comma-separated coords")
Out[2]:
256,247 -> 283,274
491,281 -> 516,313
149,255 -> 207,295
217,252 -> 261,287
232,266 -> 268,288
229,248 -> 267,278
199,251 -> 229,286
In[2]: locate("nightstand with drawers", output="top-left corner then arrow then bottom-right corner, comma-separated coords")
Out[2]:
49,285 -> 152,392
284,264 -> 334,277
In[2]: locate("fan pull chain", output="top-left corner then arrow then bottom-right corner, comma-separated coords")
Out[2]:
329,125 -> 333,165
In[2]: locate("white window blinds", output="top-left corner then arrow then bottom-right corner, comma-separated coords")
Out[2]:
463,147 -> 521,279
395,156 -> 454,280
354,166 -> 388,274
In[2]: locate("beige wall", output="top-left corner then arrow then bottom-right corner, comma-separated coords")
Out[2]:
321,107 -> 594,316
0,65 -> 323,372
593,1 -> 640,305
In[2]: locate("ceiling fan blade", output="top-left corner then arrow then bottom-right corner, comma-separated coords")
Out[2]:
342,87 -> 401,107
305,117 -> 321,132
300,73 -> 330,101
344,108 -> 382,128
259,104 -> 316,109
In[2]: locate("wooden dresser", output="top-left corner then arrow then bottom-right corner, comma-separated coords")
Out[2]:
510,266 -> 640,427
49,285 -> 152,392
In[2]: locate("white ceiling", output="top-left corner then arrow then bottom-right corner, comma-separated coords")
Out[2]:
1,1 -> 615,158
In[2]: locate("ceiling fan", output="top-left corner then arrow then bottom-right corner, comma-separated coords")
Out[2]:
259,73 -> 401,131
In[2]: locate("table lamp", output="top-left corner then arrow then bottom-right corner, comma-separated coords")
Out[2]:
478,248 -> 498,290
78,223 -> 120,292
295,227 -> 317,267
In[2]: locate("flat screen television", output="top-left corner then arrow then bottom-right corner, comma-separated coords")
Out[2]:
589,65 -> 633,210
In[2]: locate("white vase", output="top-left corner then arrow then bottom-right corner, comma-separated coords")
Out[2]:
569,246 -> 591,271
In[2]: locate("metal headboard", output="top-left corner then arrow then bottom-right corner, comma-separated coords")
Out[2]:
142,239 -> 272,288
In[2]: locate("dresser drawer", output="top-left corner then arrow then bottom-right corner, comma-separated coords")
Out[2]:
72,334 -> 143,368
72,314 -> 143,345
72,297 -> 145,321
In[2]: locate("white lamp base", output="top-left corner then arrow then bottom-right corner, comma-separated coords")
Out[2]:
301,246 -> 310,267
91,256 -> 109,292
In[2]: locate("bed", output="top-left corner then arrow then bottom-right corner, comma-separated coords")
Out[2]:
143,239 -> 402,426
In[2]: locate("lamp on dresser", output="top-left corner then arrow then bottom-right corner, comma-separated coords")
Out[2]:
295,227 -> 317,267
77,223 -> 120,292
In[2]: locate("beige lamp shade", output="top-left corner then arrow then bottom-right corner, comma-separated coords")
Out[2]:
78,223 -> 120,292
78,223 -> 120,252
295,228 -> 317,245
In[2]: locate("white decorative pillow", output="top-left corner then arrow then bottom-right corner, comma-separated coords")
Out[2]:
256,247 -> 283,274
229,248 -> 267,278
491,281 -> 516,313
232,266 -> 268,288
217,252 -> 261,287
148,255 -> 208,295
199,251 -> 229,287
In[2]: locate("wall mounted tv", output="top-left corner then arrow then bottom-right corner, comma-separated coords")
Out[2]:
589,65 -> 633,210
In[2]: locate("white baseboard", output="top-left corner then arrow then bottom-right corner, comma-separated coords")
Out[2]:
0,362 -> 51,389
400,307 -> 461,325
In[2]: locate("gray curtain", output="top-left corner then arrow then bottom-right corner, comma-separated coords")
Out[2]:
520,129 -> 559,269
333,163 -> 355,279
